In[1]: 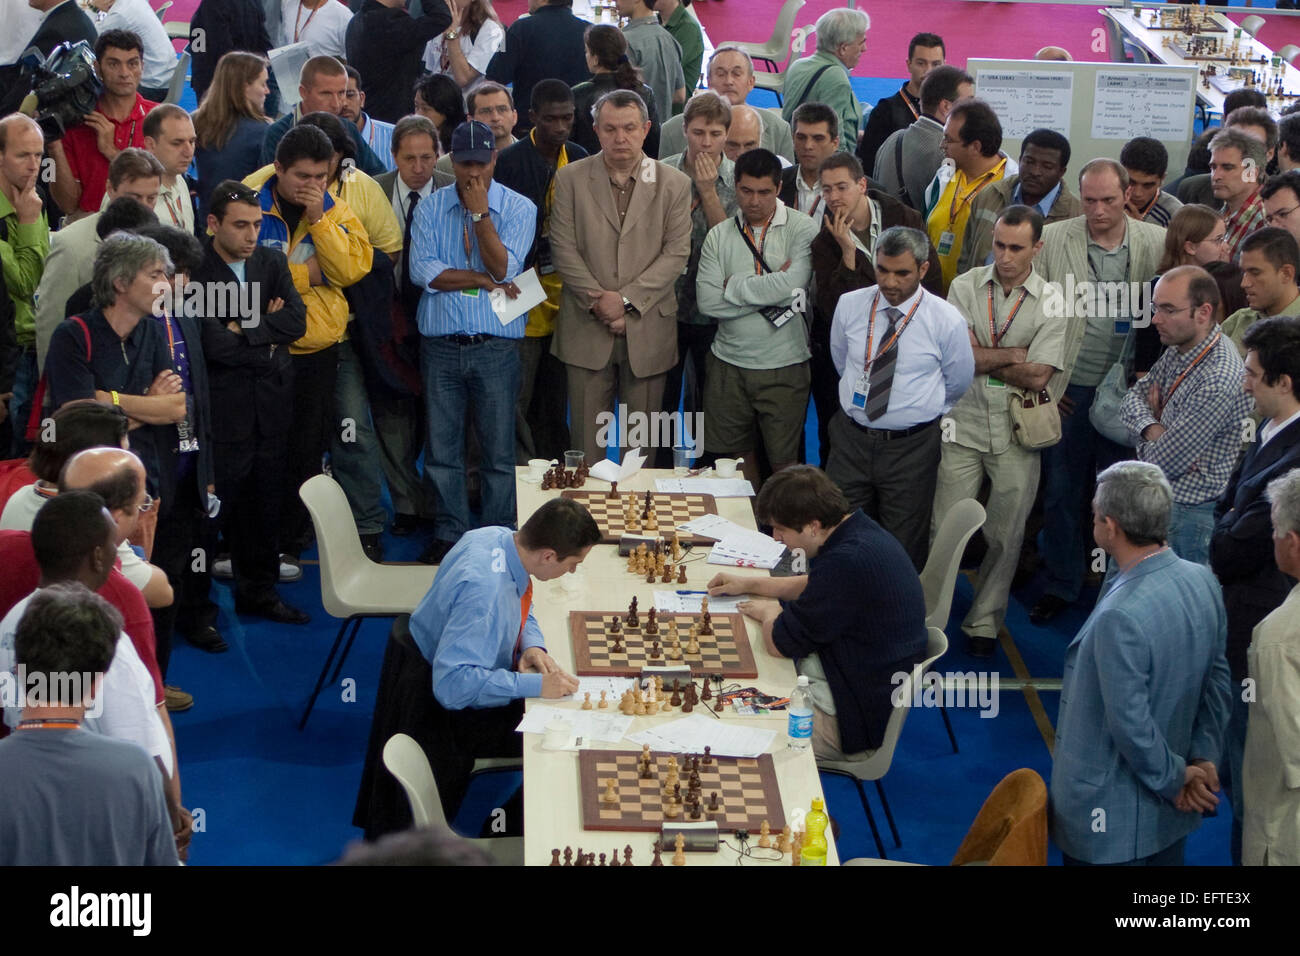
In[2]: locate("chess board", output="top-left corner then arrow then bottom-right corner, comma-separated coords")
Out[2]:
570,610 -> 758,678
560,490 -> 718,545
579,750 -> 785,834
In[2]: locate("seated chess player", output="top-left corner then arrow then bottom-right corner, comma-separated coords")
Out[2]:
408,497 -> 599,814
706,465 -> 927,761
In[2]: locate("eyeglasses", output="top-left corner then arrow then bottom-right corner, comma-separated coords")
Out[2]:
218,187 -> 258,204
1204,233 -> 1228,245
1152,304 -> 1193,317
1265,205 -> 1299,225
343,90 -> 361,99
138,494 -> 155,514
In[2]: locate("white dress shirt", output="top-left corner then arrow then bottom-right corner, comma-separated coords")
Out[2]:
422,17 -> 505,93
280,0 -> 352,58
794,168 -> 824,228
391,173 -> 436,287
1261,408 -> 1300,448
830,283 -> 974,432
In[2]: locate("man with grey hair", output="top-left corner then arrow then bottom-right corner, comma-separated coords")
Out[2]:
1120,265 -> 1251,565
1211,127 -> 1269,259
1030,158 -> 1166,624
1050,460 -> 1231,866
827,225 -> 973,569
781,7 -> 869,153
1242,467 -> 1300,865
659,45 -> 795,163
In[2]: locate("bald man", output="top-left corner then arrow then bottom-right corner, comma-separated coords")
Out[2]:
725,105 -> 769,164
659,46 -> 795,163
0,113 -> 50,457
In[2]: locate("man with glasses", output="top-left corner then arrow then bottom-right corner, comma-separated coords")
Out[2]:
437,82 -> 516,175
1120,265 -> 1251,565
1222,227 -> 1300,354
1262,170 -> 1300,247
341,66 -> 396,172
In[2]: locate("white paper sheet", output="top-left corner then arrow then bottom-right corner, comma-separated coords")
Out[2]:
675,514 -> 747,540
588,445 -> 646,483
706,528 -> 787,570
561,677 -> 635,704
655,477 -> 756,497
490,268 -> 547,325
625,714 -> 776,758
515,704 -> 633,744
652,590 -> 746,614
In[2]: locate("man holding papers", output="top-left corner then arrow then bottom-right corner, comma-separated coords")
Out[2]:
708,466 -> 927,760
409,120 -> 537,565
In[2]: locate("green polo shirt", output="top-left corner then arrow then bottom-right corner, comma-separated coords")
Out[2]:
1221,290 -> 1300,356
0,190 -> 50,348
663,4 -> 704,107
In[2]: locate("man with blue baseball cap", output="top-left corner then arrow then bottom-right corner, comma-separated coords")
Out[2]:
408,120 -> 537,565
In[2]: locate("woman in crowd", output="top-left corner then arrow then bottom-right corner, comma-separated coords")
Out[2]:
192,52 -> 274,220
413,73 -> 469,155
422,0 -> 505,94
570,24 -> 661,157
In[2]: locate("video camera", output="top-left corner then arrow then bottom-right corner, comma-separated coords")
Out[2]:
16,40 -> 102,141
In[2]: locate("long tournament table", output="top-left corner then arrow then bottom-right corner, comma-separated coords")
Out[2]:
514,466 -> 840,866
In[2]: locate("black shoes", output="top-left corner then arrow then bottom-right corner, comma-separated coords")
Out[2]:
967,635 -> 997,658
419,538 -> 456,565
185,625 -> 229,653
391,513 -> 423,537
360,533 -> 384,563
236,594 -> 311,625
1029,594 -> 1070,625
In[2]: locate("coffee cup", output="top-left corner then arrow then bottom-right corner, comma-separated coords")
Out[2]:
714,457 -> 744,478
543,718 -> 570,749
528,458 -> 555,482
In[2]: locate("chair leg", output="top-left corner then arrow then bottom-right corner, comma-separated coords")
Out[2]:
875,779 -> 901,848
940,702 -> 960,754
855,778 -> 887,860
298,617 -> 359,731
329,616 -> 367,683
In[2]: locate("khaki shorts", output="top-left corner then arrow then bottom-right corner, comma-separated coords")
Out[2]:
703,354 -> 811,461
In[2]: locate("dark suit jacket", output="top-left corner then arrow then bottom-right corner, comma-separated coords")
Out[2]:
778,164 -> 887,211
194,240 -> 306,448
1176,173 -> 1215,207
1210,417 -> 1300,680
345,0 -> 451,124
189,0 -> 272,101
808,188 -> 943,343
856,85 -> 919,180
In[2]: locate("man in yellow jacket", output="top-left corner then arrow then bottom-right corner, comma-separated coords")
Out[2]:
244,124 -> 373,580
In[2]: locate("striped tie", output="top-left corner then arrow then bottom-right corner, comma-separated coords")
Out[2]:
865,307 -> 901,422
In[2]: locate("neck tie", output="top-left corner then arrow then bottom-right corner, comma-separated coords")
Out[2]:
399,190 -> 421,312
865,306 -> 901,422
512,580 -> 534,668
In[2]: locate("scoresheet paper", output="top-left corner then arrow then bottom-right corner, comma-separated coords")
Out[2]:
515,704 -> 633,744
626,714 -> 777,758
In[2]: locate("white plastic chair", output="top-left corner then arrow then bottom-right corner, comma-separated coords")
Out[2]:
154,1 -> 173,21
817,626 -> 949,860
921,498 -> 987,631
1240,15 -> 1266,38
297,474 -> 437,729
1279,45 -> 1300,66
382,733 -> 523,865
725,0 -> 805,70
163,49 -> 189,105
164,20 -> 190,43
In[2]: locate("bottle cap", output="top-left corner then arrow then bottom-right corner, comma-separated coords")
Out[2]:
796,675 -> 809,687
811,797 -> 824,812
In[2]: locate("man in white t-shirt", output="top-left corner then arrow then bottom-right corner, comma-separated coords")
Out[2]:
280,0 -> 352,59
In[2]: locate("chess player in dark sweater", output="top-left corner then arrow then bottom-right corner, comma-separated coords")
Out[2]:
708,465 -> 927,759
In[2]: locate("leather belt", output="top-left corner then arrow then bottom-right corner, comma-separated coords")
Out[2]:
442,333 -> 496,345
845,415 -> 940,441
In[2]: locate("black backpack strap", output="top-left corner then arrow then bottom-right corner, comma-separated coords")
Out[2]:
790,63 -> 834,112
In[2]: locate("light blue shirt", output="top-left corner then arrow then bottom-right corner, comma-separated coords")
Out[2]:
1012,179 -> 1063,220
227,259 -> 246,283
359,114 -> 396,172
830,284 -> 974,432
409,527 -> 546,709
409,178 -> 536,338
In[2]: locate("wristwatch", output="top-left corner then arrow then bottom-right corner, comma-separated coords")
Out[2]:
622,296 -> 636,314
445,29 -> 459,40
469,211 -> 489,223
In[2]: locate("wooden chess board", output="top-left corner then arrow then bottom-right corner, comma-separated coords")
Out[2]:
570,610 -> 758,678
579,750 -> 785,834
560,490 -> 718,545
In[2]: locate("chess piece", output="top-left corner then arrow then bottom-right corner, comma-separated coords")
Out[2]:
776,826 -> 791,854
598,690 -> 608,709
672,832 -> 686,866
662,563 -> 673,584
611,635 -> 624,654
714,693 -> 725,713
550,848 -> 561,865
610,616 -> 622,635
582,692 -> 592,710
682,691 -> 694,713
703,746 -> 712,764
621,690 -> 635,716
609,846 -> 619,867
685,628 -> 700,656
608,481 -> 618,499
649,640 -> 661,659
645,695 -> 659,715
646,569 -> 656,584
627,597 -> 639,627
624,846 -> 634,866
672,531 -> 682,561
602,780 -> 618,804
627,550 -> 637,573
677,564 -> 687,584
701,680 -> 712,701
791,830 -> 803,866
708,791 -> 719,812
654,675 -> 664,699
689,797 -> 702,820
663,795 -> 681,818
651,842 -> 663,866
563,846 -> 573,866
758,820 -> 772,849
634,696 -> 646,716
646,608 -> 658,635
599,852 -> 606,867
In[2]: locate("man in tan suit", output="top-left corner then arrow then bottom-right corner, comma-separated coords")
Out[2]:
550,89 -> 693,464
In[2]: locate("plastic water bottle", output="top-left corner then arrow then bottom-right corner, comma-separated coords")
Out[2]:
788,676 -> 813,751
803,797 -> 830,866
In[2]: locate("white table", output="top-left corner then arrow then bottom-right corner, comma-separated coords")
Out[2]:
1103,7 -> 1300,118
515,466 -> 839,866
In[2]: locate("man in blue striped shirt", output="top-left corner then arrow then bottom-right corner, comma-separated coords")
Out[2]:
408,120 -> 537,565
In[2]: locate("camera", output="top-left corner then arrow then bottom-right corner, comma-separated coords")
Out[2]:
16,40 -> 103,142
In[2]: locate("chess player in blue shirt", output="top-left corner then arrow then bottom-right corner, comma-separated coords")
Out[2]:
409,497 -> 598,813
1050,461 -> 1232,866
409,119 -> 538,566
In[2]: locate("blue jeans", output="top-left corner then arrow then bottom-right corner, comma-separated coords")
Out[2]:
8,347 -> 37,458
1167,500 -> 1216,566
421,335 -> 520,541
1041,384 -> 1129,602
1218,689 -> 1248,866
1062,837 -> 1186,866
330,338 -> 388,536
